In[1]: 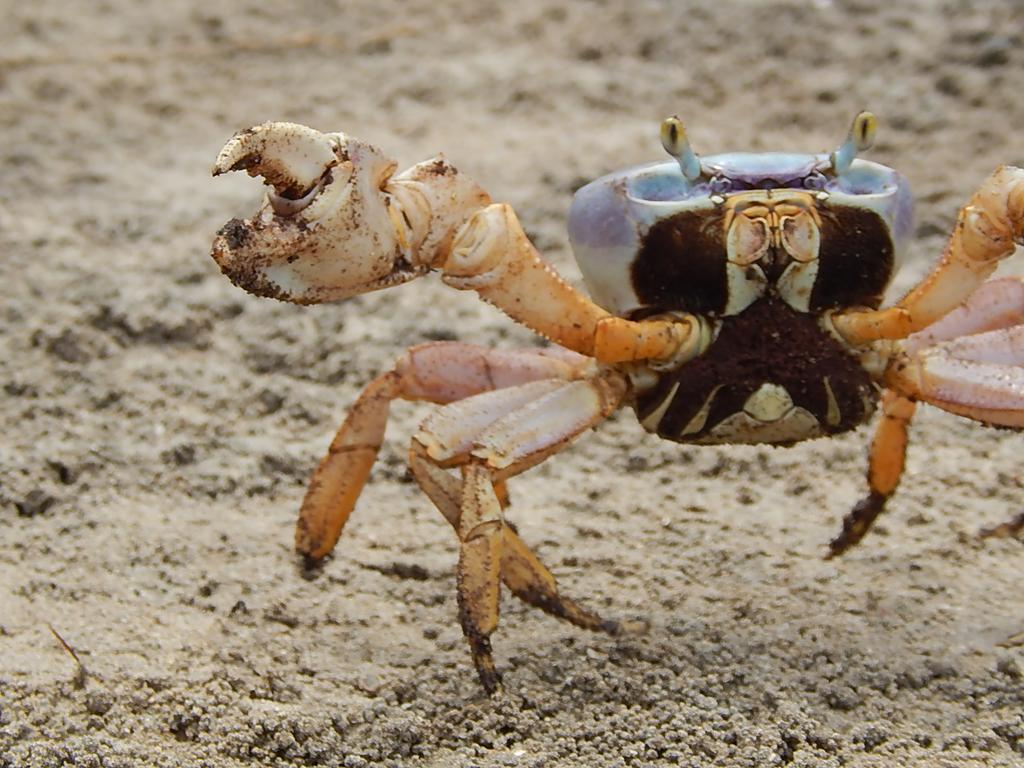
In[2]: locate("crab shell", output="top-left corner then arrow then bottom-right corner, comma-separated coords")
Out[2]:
568,152 -> 913,319
568,152 -> 914,446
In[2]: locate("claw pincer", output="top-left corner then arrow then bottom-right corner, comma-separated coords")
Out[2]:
211,122 -> 489,303
212,121 -> 339,197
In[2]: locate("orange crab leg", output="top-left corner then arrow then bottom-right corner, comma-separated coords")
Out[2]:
441,203 -> 711,365
456,462 -> 506,692
827,390 -> 916,558
410,370 -> 628,692
297,370 -> 399,561
833,166 -> 1024,345
296,342 -> 593,560
873,283 -> 1024,541
409,444 -> 625,634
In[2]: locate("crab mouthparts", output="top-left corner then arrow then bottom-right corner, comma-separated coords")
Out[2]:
742,383 -> 795,422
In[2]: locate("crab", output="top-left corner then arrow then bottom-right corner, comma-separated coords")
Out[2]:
210,113 -> 1024,693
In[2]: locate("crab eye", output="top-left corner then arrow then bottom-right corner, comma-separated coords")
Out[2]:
659,116 -> 702,181
830,111 -> 878,176
659,116 -> 684,154
852,111 -> 878,149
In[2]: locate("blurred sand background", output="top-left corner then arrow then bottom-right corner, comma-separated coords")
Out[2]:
2,1 -> 1024,765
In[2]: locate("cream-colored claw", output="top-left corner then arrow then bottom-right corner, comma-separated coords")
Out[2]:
211,121 -> 707,365
212,121 -> 339,199
211,124 -> 490,304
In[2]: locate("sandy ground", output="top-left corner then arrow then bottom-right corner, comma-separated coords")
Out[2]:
2,1 -> 1024,766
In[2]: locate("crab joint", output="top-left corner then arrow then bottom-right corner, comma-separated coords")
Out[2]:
441,203 -> 617,356
442,205 -> 507,277
593,314 -> 712,366
830,111 -> 877,177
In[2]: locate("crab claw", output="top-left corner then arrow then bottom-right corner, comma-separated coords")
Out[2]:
212,121 -> 340,199
211,122 -> 491,304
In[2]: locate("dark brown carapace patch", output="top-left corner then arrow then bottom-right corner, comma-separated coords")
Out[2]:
631,209 -> 729,314
635,297 -> 877,443
632,201 -> 895,316
628,192 -> 893,443
811,203 -> 894,311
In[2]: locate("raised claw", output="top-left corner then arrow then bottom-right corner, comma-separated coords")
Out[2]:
213,121 -> 340,199
211,123 -> 490,304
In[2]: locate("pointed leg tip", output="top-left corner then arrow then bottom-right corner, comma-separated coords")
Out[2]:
478,671 -> 504,696
826,491 -> 887,559
823,542 -> 844,560
465,634 -> 504,695
602,617 -> 649,636
297,552 -> 327,580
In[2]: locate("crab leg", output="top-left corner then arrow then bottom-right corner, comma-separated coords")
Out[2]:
827,390 -> 916,558
456,462 -> 506,692
410,420 -> 628,633
211,123 -> 709,367
880,272 -> 1024,423
831,278 -> 1024,553
885,324 -> 1024,427
881,318 -> 1024,543
899,277 -> 1024,355
443,203 -> 710,364
411,372 -> 628,692
296,342 -> 594,560
833,166 -> 1024,345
